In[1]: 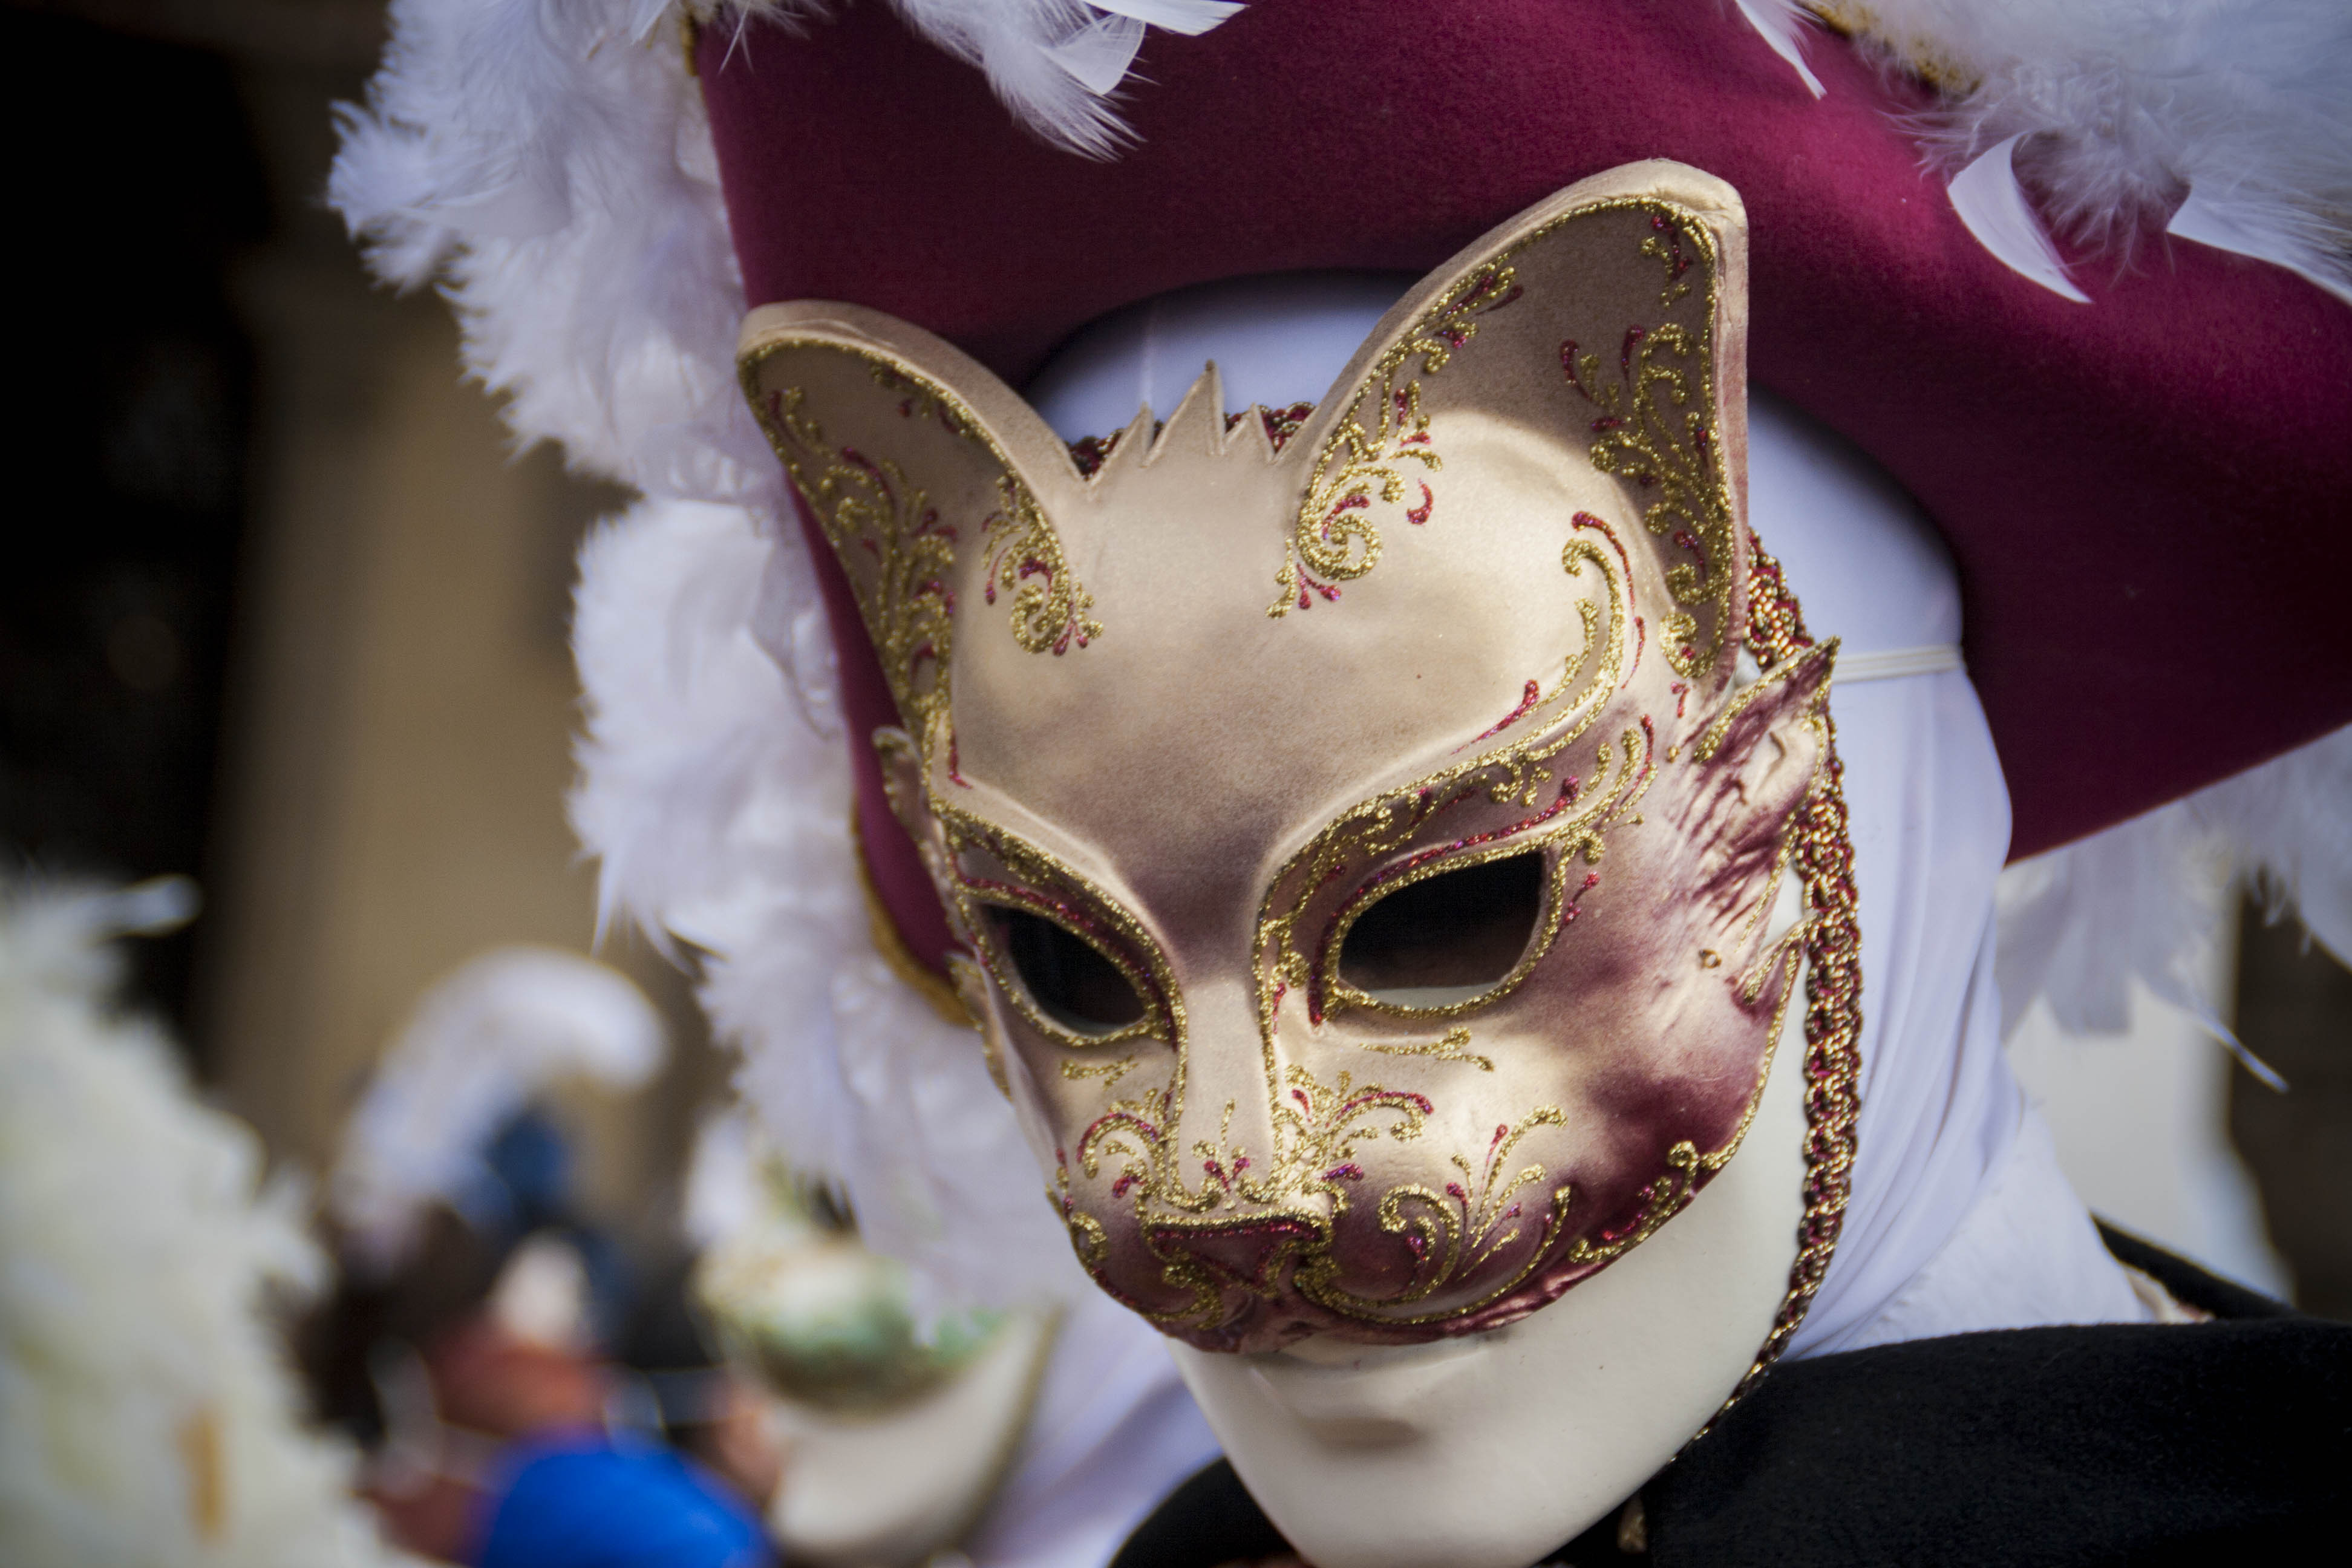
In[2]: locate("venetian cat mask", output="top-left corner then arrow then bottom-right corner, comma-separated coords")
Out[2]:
741,163 -> 1857,1371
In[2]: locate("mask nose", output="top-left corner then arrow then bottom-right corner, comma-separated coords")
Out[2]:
1146,974 -> 1287,1212
1149,1214 -> 1323,1299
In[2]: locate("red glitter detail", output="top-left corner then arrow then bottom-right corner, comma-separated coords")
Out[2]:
1443,270 -> 1524,347
1650,214 -> 1694,283
1468,679 -> 1543,746
1068,430 -> 1122,477
1290,564 -> 1344,609
1671,528 -> 1708,584
1620,325 -> 1647,373
1671,681 -> 1689,719
1406,483 -> 1434,525
1323,1164 -> 1364,1182
946,734 -> 971,788
1446,1181 -> 1468,1201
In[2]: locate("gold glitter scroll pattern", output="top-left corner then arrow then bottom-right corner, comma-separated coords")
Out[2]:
746,351 -> 1100,741
1560,208 -> 1739,681
1722,532 -> 1864,1410
1298,1104 -> 1576,1325
759,383 -> 956,735
1079,1063 -> 1435,1328
1270,267 -> 1525,617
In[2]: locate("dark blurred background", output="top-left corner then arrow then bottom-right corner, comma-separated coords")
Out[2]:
0,0 -> 723,1242
0,0 -> 2343,1313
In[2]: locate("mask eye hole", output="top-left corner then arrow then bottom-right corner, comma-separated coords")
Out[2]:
988,908 -> 1148,1037
1339,852 -> 1547,1008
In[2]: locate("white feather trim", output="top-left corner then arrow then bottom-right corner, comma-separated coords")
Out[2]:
1734,0 -> 1827,97
569,498 -> 1086,1315
0,882 -> 419,1567
1998,722 -> 2352,1084
330,0 -> 766,502
1946,132 -> 2094,302
1734,2 -> 2352,304
327,948 -> 668,1276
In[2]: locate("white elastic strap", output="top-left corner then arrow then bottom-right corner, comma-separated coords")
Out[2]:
1837,644 -> 1964,684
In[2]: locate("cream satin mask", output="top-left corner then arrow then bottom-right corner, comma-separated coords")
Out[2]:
740,166 -> 1858,1376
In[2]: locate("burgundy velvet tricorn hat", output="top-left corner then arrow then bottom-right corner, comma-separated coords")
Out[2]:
691,0 -> 2352,979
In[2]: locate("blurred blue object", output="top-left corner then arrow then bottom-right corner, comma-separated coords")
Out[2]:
474,1434 -> 773,1568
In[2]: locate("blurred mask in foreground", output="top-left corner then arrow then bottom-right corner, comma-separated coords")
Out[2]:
687,1111 -> 1057,1568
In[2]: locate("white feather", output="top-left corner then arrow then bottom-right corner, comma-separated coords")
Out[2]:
1734,0 -> 1827,97
328,948 -> 667,1276
569,499 -> 1086,1315
1791,0 -> 2352,301
1947,132 -> 2094,301
713,0 -> 1246,157
0,881 -> 421,1567
1998,722 -> 2352,1088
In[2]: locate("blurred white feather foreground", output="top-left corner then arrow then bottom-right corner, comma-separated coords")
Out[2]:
571,498 -> 1088,1317
0,881 -> 419,1567
1999,723 -> 2352,1070
328,947 -> 667,1277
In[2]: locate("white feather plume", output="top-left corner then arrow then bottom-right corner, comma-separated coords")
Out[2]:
328,948 -> 667,1276
1740,1 -> 2352,302
569,499 -> 1086,1315
1998,723 -> 2352,1076
0,881 -> 420,1567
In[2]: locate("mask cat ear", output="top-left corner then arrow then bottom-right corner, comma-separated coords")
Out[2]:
738,304 -> 1105,742
1283,160 -> 1751,691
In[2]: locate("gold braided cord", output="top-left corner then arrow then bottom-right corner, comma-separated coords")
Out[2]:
1723,533 -> 1864,1407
